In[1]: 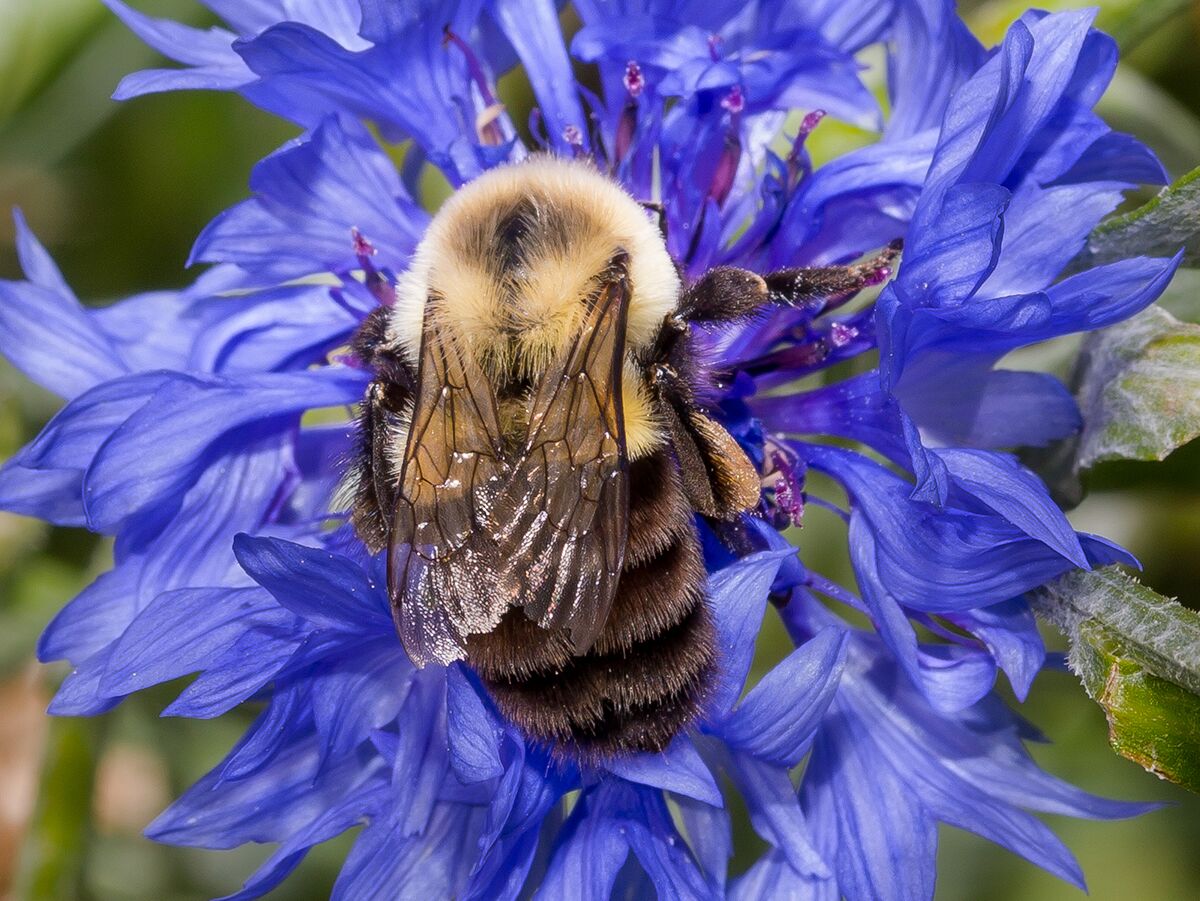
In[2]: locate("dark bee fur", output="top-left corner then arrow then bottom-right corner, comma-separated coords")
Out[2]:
466,448 -> 715,760
343,157 -> 899,761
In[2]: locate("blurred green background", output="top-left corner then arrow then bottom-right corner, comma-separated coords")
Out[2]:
2,1 -> 1200,899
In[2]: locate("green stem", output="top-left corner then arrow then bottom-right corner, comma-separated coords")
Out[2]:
15,714 -> 107,901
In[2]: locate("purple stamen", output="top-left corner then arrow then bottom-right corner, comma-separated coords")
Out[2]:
350,227 -> 395,307
443,26 -> 506,145
720,84 -> 745,115
770,450 -> 806,527
562,124 -> 585,157
786,108 -> 825,184
351,226 -> 376,259
829,321 -> 859,348
708,87 -> 745,207
799,108 -> 826,138
623,61 -> 645,98
708,34 -> 723,62
708,135 -> 741,206
615,62 -> 647,167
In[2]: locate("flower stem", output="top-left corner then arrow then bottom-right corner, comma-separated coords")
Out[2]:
14,714 -> 107,901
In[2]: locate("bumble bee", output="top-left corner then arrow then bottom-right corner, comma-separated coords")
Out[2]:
345,156 -> 898,759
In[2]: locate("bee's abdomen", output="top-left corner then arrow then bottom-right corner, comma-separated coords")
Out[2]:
468,449 -> 715,760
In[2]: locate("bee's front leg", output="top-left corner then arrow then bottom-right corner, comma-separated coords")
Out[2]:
676,240 -> 902,324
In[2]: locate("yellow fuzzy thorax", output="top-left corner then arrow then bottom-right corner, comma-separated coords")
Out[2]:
387,156 -> 680,458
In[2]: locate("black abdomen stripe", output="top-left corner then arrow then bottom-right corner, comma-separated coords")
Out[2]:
472,448 -> 715,760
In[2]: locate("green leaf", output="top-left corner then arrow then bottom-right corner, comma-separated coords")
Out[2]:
1031,567 -> 1200,791
1075,305 -> 1200,468
1076,166 -> 1200,269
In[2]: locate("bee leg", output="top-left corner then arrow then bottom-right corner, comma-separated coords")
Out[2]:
350,305 -> 419,391
348,382 -> 392,553
678,240 -> 901,323
346,307 -> 417,554
763,239 -> 901,310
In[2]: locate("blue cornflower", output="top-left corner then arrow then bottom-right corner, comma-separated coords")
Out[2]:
0,1 -> 1178,898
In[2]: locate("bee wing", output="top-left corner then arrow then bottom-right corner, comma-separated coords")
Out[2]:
388,296 -> 511,666
493,269 -> 631,654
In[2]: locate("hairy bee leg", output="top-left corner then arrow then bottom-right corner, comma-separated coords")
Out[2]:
763,239 -> 902,308
677,240 -> 902,323
347,308 -> 418,555
347,382 -> 392,553
367,382 -> 399,527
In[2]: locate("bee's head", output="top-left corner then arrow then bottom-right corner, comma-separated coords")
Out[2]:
385,156 -> 680,374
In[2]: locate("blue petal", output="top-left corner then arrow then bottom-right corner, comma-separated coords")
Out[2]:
769,129 -> 933,268
981,183 -> 1124,296
113,66 -> 255,98
308,638 -> 413,766
885,0 -> 984,139
102,0 -> 253,99
162,623 -> 304,719
234,11 -> 506,185
103,0 -> 242,66
1049,130 -> 1165,187
446,665 -> 506,783
622,793 -> 721,900
47,648 -> 124,716
706,548 -> 797,714
819,644 -> 1158,894
604,736 -> 723,807
332,802 -> 485,900
216,686 -> 312,783
731,849 -> 835,901
721,626 -> 847,767
488,0 -> 587,152
233,534 -> 391,632
38,566 -> 138,663
937,448 -> 1087,567
674,795 -> 732,893
83,367 -> 366,533
12,208 -> 74,297
895,360 -> 1081,449
724,749 -> 830,878
0,267 -> 125,399
810,446 -> 1094,615
464,825 -> 541,901
900,182 -> 1010,309
217,775 -> 383,901
536,790 -> 629,900
99,587 -> 299,697
946,598 -> 1044,700
19,371 -> 166,473
0,462 -> 87,527
914,642 -> 996,712
192,115 -> 428,282
802,699 -> 938,901
184,286 -> 360,374
41,429 -> 293,677
148,732 -> 383,848
1040,253 -> 1182,336
388,675 -> 450,836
